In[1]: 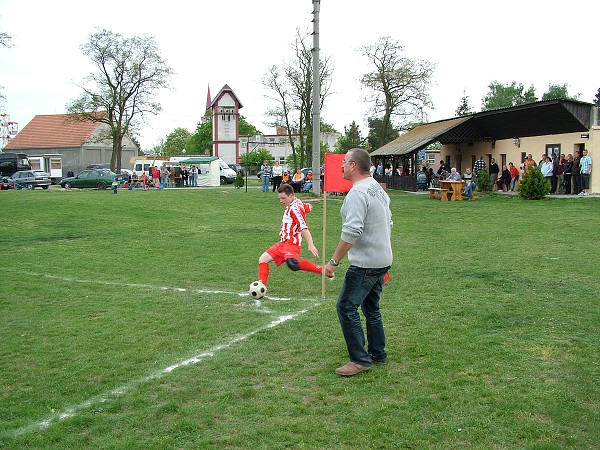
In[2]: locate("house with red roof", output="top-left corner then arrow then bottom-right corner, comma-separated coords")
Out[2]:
3,113 -> 139,175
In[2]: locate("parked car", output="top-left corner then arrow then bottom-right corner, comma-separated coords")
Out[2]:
60,169 -> 121,189
86,163 -> 111,170
8,170 -> 51,189
228,163 -> 246,175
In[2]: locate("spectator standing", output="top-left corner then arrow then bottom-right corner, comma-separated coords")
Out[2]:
489,158 -> 500,187
474,156 -> 486,177
67,169 -> 75,177
563,154 -> 573,195
161,165 -> 170,188
271,160 -> 283,192
578,149 -> 592,196
260,160 -> 271,193
557,154 -> 565,194
524,154 -> 536,174
324,148 -> 393,377
550,153 -> 559,194
151,166 -> 160,188
541,155 -> 553,188
508,162 -> 519,191
190,165 -> 198,187
572,150 -> 581,195
181,166 -> 189,187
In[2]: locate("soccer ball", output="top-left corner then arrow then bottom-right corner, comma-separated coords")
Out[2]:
249,280 -> 267,299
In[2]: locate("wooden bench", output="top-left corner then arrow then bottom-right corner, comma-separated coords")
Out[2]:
429,187 -> 450,201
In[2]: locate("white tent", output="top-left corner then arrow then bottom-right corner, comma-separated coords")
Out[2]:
178,157 -> 221,187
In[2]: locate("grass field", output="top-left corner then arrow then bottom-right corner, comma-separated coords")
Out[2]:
1,186 -> 599,449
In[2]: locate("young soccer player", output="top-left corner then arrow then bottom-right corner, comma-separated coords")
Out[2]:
257,183 -> 324,291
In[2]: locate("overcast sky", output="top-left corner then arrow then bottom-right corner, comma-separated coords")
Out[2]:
2,0 -> 598,150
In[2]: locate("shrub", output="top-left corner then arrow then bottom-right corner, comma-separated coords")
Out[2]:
475,168 -> 492,193
518,168 -> 550,200
233,171 -> 244,189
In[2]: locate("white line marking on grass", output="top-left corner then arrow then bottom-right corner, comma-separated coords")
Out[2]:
4,307 -> 317,438
1,268 -> 302,301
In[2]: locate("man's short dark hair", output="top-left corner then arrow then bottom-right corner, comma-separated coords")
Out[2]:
348,148 -> 371,174
278,184 -> 294,195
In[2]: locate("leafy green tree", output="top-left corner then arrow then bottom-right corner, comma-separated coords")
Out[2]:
334,121 -> 366,153
518,168 -> 550,200
542,84 -> 580,101
241,148 -> 274,167
66,29 -> 173,171
481,81 -> 537,111
455,90 -> 474,116
475,168 -> 492,193
319,120 -> 338,134
366,117 -> 399,151
163,127 -> 191,156
360,36 -> 434,148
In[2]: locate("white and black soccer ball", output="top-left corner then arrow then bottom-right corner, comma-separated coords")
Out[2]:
249,280 -> 267,299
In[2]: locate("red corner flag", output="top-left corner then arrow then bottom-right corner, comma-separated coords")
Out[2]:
324,153 -> 353,193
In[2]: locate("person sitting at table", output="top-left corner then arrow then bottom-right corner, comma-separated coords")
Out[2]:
462,167 -> 476,200
446,167 -> 462,181
496,165 -> 511,191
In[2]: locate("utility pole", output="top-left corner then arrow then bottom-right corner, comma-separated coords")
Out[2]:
311,0 -> 321,195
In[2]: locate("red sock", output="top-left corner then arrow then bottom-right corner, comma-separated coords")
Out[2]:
384,272 -> 390,284
259,262 -> 270,285
298,259 -> 322,274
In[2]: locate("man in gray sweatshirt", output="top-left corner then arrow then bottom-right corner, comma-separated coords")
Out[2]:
324,148 -> 393,376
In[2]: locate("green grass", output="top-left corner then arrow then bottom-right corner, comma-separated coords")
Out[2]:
1,187 -> 599,449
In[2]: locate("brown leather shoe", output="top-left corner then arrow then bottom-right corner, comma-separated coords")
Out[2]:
335,361 -> 369,377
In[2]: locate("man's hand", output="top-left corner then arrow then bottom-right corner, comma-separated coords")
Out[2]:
308,244 -> 318,257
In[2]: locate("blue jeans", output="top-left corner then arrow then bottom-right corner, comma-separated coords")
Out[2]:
463,181 -> 476,199
336,265 -> 390,366
261,175 -> 270,192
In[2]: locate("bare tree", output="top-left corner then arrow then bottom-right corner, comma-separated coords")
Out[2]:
263,29 -> 332,169
360,36 -> 435,147
66,29 -> 173,171
0,22 -> 12,107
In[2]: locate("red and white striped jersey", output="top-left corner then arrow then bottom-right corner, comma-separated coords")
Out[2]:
279,199 -> 313,246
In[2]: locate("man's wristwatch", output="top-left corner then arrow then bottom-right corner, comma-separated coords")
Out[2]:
329,258 -> 339,267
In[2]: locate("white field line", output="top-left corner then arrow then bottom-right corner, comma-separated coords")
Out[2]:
4,308 -> 317,438
1,269 -> 323,438
0,268 -> 314,302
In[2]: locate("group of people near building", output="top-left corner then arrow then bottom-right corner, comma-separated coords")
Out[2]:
428,148 -> 592,196
260,160 -> 316,193
122,164 -> 201,188
526,150 -> 592,196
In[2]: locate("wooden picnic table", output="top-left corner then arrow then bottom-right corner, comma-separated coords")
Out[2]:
439,180 -> 465,201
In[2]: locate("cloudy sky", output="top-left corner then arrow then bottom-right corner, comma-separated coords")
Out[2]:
2,0 -> 598,150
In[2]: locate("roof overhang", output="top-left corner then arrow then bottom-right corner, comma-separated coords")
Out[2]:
371,99 -> 593,157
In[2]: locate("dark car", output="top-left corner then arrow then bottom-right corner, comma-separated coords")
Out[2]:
60,169 -> 121,189
86,163 -> 111,170
8,170 -> 51,189
228,163 -> 246,175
